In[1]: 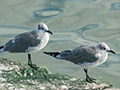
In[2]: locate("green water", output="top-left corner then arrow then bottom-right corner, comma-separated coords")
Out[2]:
0,0 -> 120,88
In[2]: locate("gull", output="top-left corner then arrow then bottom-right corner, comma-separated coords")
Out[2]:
0,23 -> 53,70
44,42 -> 115,82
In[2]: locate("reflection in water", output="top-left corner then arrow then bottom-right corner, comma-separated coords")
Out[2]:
52,32 -> 78,41
44,0 -> 65,9
110,2 -> 120,10
64,0 -> 97,2
70,24 -> 99,43
0,25 -> 30,30
51,24 -> 99,43
0,34 -> 16,38
80,24 -> 99,31
34,9 -> 63,18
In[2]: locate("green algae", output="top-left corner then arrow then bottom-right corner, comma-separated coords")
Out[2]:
0,58 -> 117,90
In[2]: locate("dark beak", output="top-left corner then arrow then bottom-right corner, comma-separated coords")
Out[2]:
107,50 -> 116,54
46,30 -> 53,35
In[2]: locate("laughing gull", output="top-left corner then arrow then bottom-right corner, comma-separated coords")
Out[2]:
44,42 -> 115,82
0,23 -> 53,70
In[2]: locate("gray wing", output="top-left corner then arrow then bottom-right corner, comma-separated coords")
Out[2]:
59,45 -> 98,64
3,31 -> 41,53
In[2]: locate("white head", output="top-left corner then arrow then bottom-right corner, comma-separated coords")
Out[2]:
96,42 -> 115,54
36,23 -> 53,35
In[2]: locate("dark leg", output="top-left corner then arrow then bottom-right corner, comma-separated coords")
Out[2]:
84,68 -> 96,83
28,54 -> 39,70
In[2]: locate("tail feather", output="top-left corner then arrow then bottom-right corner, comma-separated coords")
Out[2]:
0,46 -> 4,53
43,52 -> 60,58
0,46 -> 4,49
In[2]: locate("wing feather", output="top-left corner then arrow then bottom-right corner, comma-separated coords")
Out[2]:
59,46 -> 98,64
4,31 -> 41,53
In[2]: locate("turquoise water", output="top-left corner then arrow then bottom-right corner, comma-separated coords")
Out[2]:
0,0 -> 120,88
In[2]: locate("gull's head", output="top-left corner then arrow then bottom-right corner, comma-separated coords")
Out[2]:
36,23 -> 53,35
96,42 -> 116,54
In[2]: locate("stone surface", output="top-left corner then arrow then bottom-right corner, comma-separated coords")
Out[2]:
0,58 -> 119,90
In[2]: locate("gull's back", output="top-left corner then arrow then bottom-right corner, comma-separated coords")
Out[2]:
56,45 -> 98,64
3,30 -> 41,53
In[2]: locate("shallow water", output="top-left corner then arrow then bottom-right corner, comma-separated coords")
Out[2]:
0,0 -> 120,88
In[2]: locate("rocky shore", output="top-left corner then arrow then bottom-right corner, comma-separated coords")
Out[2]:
0,58 -> 119,90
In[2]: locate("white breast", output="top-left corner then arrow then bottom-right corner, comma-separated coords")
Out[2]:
37,32 -> 50,51
96,51 -> 108,66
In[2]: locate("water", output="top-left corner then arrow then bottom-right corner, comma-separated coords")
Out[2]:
0,0 -> 120,88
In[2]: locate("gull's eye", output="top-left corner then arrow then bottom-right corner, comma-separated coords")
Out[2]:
41,28 -> 44,30
103,47 -> 106,50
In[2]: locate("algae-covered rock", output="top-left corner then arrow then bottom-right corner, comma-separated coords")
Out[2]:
0,58 -> 119,90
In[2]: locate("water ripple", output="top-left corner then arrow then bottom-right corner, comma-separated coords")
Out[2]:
52,32 -> 79,41
0,25 -> 30,30
73,24 -> 99,43
0,27 -> 28,35
64,0 -> 97,2
110,2 -> 120,10
34,8 -> 63,18
80,24 -> 99,31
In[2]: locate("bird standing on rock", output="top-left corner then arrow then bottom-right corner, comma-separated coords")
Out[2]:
44,42 -> 115,82
0,23 -> 53,70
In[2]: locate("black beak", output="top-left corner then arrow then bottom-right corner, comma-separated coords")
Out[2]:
107,50 -> 116,54
46,30 -> 53,35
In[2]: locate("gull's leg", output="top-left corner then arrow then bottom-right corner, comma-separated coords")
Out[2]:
84,68 -> 96,83
28,53 -> 32,65
28,53 -> 39,70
